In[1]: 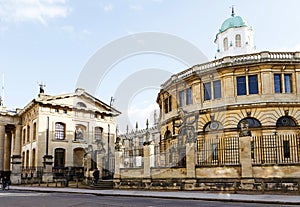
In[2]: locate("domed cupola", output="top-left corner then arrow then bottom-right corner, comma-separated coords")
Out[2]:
214,7 -> 256,59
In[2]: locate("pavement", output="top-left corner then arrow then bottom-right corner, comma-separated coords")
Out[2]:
8,185 -> 300,205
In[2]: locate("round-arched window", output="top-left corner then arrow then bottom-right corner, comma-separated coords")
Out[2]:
204,121 -> 223,132
237,118 -> 261,129
276,116 -> 297,127
164,130 -> 172,139
76,102 -> 87,108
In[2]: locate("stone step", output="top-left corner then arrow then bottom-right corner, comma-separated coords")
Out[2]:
90,181 -> 114,189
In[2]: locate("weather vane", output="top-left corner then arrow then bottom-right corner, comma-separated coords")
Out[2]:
230,5 -> 236,17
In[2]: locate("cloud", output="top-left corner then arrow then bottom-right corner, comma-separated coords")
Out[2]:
129,4 -> 143,12
61,25 -> 74,33
128,103 -> 159,129
103,3 -> 114,12
61,25 -> 92,40
0,0 -> 70,25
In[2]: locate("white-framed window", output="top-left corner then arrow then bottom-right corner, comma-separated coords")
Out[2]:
55,122 -> 66,140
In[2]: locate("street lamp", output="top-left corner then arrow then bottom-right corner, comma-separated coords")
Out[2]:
107,124 -> 110,174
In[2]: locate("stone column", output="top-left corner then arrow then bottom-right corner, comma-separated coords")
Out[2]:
113,151 -> 123,178
239,136 -> 254,189
13,125 -> 22,156
42,155 -> 53,183
142,140 -> 154,189
0,124 -> 5,172
4,132 -> 11,171
11,125 -> 22,184
113,137 -> 123,189
84,153 -> 92,184
96,153 -> 104,180
184,141 -> 197,190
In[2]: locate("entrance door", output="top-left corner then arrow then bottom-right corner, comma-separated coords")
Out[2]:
54,148 -> 65,167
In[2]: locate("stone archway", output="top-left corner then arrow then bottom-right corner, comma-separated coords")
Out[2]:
73,148 -> 84,167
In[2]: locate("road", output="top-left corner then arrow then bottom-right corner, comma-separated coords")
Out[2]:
0,191 -> 296,207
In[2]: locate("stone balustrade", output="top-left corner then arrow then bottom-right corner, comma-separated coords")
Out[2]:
162,51 -> 300,88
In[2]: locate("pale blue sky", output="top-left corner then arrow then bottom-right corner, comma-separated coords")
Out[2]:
1,0 -> 300,132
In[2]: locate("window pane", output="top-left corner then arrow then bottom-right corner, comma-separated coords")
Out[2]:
186,88 -> 192,105
164,98 -> 169,113
55,123 -> 65,140
248,75 -> 258,94
237,76 -> 246,96
283,140 -> 290,159
95,127 -> 103,141
212,143 -> 218,161
213,80 -> 222,99
274,74 -> 281,93
235,34 -> 241,47
168,96 -> 172,112
223,38 -> 228,51
204,82 -> 211,101
179,91 -> 185,107
284,74 -> 292,93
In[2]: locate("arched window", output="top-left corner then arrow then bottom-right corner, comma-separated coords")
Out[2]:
23,128 -> 26,144
223,37 -> 228,51
32,149 -> 36,167
204,121 -> 223,132
55,122 -> 66,140
235,34 -> 241,47
237,118 -> 261,129
276,116 -> 297,127
95,127 -> 103,141
33,123 -> 37,141
76,102 -> 86,108
164,130 -> 172,139
73,148 -> 84,167
27,125 -> 30,142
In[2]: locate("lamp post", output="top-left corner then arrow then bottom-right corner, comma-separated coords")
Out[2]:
107,124 -> 110,174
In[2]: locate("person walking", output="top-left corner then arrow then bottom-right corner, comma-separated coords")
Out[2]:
92,168 -> 100,185
1,176 -> 8,190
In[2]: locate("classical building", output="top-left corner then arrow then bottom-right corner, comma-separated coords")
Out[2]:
115,10 -> 300,191
0,87 -> 120,184
119,119 -> 160,169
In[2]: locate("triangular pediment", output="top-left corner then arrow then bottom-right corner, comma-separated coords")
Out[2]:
20,88 -> 120,116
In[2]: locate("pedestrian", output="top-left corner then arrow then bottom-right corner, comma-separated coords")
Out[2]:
1,176 -> 8,190
92,168 -> 100,185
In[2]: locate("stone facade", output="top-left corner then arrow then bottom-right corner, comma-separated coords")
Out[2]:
114,51 -> 300,191
0,88 -> 120,184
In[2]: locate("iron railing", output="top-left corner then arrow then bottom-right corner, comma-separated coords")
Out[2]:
197,137 -> 240,166
251,134 -> 300,165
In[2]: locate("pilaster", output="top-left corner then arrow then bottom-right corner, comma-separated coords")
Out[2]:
0,124 -> 5,172
10,155 -> 22,184
239,136 -> 254,189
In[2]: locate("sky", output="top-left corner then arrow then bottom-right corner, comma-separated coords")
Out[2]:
1,0 -> 300,132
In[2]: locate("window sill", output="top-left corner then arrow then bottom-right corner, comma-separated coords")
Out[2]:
52,139 -> 68,142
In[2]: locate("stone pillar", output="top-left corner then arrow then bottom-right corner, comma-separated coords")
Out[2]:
142,141 -> 152,189
113,151 -> 122,188
42,155 -> 53,183
239,136 -> 254,189
11,125 -> 22,184
113,137 -> 123,189
4,132 -> 11,171
84,153 -> 92,183
184,141 -> 197,190
96,153 -> 104,180
0,124 -> 5,172
114,151 -> 123,179
13,125 -> 22,155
